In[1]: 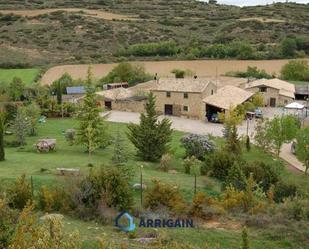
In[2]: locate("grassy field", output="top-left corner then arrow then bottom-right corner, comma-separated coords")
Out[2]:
1,118 -> 309,249
0,68 -> 40,85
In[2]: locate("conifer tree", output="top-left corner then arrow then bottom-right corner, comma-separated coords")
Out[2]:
127,93 -> 172,161
224,162 -> 246,191
76,67 -> 109,155
112,131 -> 128,165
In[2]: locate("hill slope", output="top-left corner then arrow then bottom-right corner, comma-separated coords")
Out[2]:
0,1 -> 308,67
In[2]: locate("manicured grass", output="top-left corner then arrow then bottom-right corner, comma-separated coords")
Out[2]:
0,118 -> 221,199
0,68 -> 40,85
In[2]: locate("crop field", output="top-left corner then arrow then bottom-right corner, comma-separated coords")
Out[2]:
0,68 -> 40,85
0,8 -> 138,21
40,59 -> 298,85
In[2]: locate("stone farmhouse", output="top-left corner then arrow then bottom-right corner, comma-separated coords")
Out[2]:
244,78 -> 295,107
96,77 -> 257,121
151,78 -> 217,120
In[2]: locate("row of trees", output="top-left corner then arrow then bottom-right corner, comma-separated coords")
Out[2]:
118,37 -> 309,60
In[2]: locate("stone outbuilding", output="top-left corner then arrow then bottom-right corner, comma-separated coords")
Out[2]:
203,85 -> 254,119
244,78 -> 295,107
96,80 -> 158,112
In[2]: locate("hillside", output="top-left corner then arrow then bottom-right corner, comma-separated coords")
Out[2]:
0,1 -> 308,67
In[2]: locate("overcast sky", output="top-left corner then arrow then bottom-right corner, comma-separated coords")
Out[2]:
213,0 -> 309,6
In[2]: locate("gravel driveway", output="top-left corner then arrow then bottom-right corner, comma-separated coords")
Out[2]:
102,108 -> 305,172
103,110 -> 256,137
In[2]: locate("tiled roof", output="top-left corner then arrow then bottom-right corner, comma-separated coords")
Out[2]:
203,85 -> 254,110
245,78 -> 295,94
153,78 -> 212,93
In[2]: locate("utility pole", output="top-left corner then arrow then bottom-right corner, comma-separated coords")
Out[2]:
140,165 -> 143,207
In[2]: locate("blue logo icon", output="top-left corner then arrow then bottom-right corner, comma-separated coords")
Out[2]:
115,211 -> 136,232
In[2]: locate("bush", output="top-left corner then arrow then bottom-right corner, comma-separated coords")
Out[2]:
180,134 -> 215,160
0,198 -> 18,249
243,161 -> 281,192
71,167 -> 133,212
37,186 -> 69,212
183,156 -> 201,174
281,60 -> 309,81
101,62 -> 151,86
159,154 -> 173,172
201,150 -> 237,180
7,174 -> 32,209
145,179 -> 187,214
223,162 -> 247,191
274,181 -> 299,203
65,129 -> 76,145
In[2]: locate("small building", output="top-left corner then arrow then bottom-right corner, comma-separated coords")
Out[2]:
295,85 -> 309,101
203,85 -> 254,119
244,78 -> 295,107
96,80 -> 158,112
151,77 -> 217,120
103,82 -> 129,90
64,86 -> 86,103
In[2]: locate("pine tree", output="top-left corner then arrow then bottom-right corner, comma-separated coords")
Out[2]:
224,162 -> 246,190
0,111 -> 5,161
76,67 -> 109,155
111,131 -> 128,165
127,92 -> 172,161
241,226 -> 250,249
12,107 -> 30,146
226,124 -> 241,154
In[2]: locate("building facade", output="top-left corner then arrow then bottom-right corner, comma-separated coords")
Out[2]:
151,78 -> 217,120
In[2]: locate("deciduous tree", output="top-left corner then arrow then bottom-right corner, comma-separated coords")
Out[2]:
296,126 -> 309,174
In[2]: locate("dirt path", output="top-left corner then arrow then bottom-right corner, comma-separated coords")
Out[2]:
40,59 -> 302,85
0,8 -> 138,21
280,143 -> 306,173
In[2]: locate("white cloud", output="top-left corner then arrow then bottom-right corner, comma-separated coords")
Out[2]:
212,0 -> 309,6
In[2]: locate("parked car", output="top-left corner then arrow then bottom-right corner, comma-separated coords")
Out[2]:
210,113 -> 221,123
255,108 -> 263,119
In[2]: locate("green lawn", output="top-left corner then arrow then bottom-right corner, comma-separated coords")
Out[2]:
1,118 -> 309,249
0,68 -> 40,85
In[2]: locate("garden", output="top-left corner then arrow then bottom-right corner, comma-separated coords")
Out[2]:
1,70 -> 309,249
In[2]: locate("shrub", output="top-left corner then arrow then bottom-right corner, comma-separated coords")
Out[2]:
145,179 -> 187,214
65,129 -> 76,145
201,150 -> 237,180
37,186 -> 69,212
281,60 -> 309,81
243,161 -> 281,192
101,62 -> 151,86
71,167 -> 133,211
180,134 -> 215,160
220,185 -> 245,211
183,156 -> 201,174
159,154 -> 173,172
0,199 -> 18,249
7,174 -> 32,210
223,162 -> 247,191
274,181 -> 299,203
